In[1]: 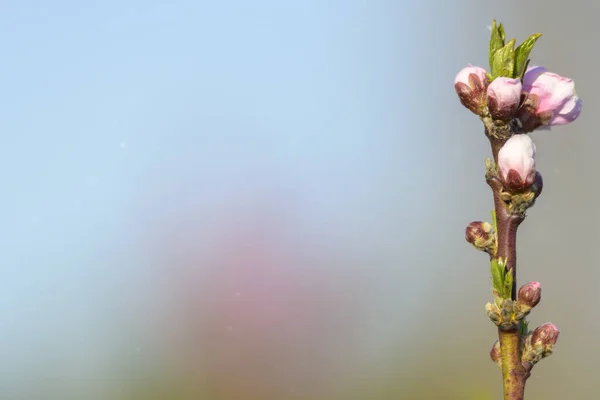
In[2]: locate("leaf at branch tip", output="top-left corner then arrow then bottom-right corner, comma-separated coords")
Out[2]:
491,39 -> 516,79
488,20 -> 505,72
514,33 -> 542,79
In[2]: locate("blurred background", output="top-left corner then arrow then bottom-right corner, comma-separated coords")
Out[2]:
0,0 -> 596,399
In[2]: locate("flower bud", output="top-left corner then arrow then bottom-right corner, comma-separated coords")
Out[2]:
454,66 -> 490,115
531,323 -> 560,355
465,221 -> 495,253
516,66 -> 582,132
486,77 -> 522,120
497,134 -> 536,191
490,340 -> 501,367
518,281 -> 542,309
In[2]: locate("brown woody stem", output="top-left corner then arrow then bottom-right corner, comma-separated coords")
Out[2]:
487,134 -> 528,400
499,329 -> 531,400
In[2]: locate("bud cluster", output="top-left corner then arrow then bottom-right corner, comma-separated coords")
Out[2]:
457,21 -> 581,212
489,321 -> 559,369
454,22 -> 580,208
454,21 -> 581,134
485,297 -> 529,331
486,281 -> 543,329
455,65 -> 581,133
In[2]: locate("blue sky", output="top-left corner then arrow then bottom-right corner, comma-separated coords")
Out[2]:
0,0 -> 464,388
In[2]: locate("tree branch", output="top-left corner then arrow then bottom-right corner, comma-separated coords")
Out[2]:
487,137 -> 528,400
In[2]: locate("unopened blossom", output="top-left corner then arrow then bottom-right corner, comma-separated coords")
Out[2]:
497,134 -> 536,191
531,323 -> 560,354
487,77 -> 522,120
518,281 -> 542,309
465,221 -> 495,253
523,323 -> 560,365
454,66 -> 490,115
516,66 -> 582,132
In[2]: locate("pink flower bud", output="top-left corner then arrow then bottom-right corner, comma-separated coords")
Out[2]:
465,221 -> 495,252
516,66 -> 582,132
518,281 -> 541,309
486,77 -> 522,120
497,134 -> 536,191
454,66 -> 490,115
531,323 -> 560,350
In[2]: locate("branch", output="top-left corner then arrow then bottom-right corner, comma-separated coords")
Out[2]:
488,138 -> 527,400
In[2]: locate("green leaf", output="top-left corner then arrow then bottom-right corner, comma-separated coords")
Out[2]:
491,210 -> 497,232
503,263 -> 513,299
491,39 -> 516,78
491,257 -> 513,298
514,33 -> 542,79
491,258 -> 505,297
521,59 -> 531,80
488,20 -> 505,72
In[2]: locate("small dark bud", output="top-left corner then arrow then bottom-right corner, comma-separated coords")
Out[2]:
465,221 -> 495,253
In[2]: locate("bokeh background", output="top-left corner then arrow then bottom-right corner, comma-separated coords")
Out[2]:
0,1 -> 596,399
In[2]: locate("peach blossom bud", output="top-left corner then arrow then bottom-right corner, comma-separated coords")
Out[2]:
486,77 -> 522,120
516,66 -> 582,132
465,221 -> 495,252
497,134 -> 536,191
518,281 -> 541,309
454,66 -> 490,115
531,323 -> 560,354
